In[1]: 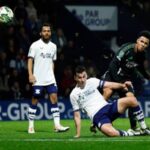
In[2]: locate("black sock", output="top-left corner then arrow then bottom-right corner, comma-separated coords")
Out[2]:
128,108 -> 137,129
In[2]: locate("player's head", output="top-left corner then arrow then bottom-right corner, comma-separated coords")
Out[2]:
138,30 -> 150,40
40,22 -> 51,42
74,65 -> 87,88
136,30 -> 150,52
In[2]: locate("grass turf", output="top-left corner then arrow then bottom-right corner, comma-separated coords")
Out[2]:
0,118 -> 150,150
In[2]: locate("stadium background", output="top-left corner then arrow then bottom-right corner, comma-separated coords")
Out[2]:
0,0 -> 150,121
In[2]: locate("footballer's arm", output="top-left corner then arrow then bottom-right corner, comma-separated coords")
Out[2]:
28,57 -> 36,84
103,81 -> 130,91
102,81 -> 131,100
73,110 -> 81,138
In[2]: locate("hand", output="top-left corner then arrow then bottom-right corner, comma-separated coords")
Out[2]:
29,75 -> 36,84
124,81 -> 132,87
122,81 -> 133,92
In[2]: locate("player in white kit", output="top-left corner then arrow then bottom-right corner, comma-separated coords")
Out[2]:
70,66 -> 150,137
27,23 -> 69,133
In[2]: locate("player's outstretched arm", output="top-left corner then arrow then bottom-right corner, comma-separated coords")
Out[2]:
103,81 -> 128,91
73,111 -> 81,138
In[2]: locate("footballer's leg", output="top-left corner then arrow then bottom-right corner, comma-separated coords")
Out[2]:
48,84 -> 69,132
126,91 -> 137,130
118,96 -> 150,135
131,106 -> 150,135
28,97 -> 38,134
100,123 -> 139,137
101,123 -> 120,137
99,97 -> 141,137
28,86 -> 43,134
50,93 -> 69,132
93,101 -> 140,137
128,108 -> 137,129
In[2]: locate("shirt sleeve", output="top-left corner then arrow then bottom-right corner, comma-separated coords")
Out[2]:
28,44 -> 35,58
89,78 -> 105,89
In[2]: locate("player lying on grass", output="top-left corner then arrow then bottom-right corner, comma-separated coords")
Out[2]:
70,65 -> 150,137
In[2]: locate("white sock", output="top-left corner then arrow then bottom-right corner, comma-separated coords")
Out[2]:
132,106 -> 147,129
51,107 -> 60,127
29,120 -> 34,128
28,107 -> 37,128
139,121 -> 147,129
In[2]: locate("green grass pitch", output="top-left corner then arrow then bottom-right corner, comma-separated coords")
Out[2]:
0,118 -> 150,150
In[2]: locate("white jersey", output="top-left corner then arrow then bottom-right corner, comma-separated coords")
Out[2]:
70,78 -> 108,121
28,39 -> 57,86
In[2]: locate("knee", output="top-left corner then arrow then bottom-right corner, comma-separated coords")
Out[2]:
32,97 -> 39,105
129,97 -> 138,106
50,93 -> 58,103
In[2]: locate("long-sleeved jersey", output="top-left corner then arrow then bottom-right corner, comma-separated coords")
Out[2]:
106,43 -> 149,82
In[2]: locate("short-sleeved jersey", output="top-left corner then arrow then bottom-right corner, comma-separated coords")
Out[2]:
70,78 -> 107,121
28,39 -> 57,86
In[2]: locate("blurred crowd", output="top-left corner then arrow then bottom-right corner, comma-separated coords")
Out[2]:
0,0 -> 150,100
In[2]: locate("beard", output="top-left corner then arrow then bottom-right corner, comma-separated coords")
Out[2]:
41,34 -> 51,43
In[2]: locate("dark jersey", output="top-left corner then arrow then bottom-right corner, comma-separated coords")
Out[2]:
104,43 -> 148,82
102,43 -> 150,95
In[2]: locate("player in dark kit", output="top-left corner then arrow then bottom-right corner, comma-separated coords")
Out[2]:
99,30 -> 150,132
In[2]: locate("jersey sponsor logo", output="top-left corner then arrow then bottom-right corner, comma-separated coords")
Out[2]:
83,89 -> 95,96
40,52 -> 53,58
125,61 -> 138,68
78,89 -> 95,100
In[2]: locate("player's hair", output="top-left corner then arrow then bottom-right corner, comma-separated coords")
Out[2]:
40,22 -> 51,31
137,30 -> 150,40
75,65 -> 86,74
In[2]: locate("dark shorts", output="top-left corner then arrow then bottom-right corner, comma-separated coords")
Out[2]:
93,100 -> 121,129
32,84 -> 58,98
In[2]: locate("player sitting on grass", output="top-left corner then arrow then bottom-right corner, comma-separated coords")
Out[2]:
70,65 -> 150,137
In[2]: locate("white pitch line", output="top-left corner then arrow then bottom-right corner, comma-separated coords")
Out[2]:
0,138 -> 150,142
